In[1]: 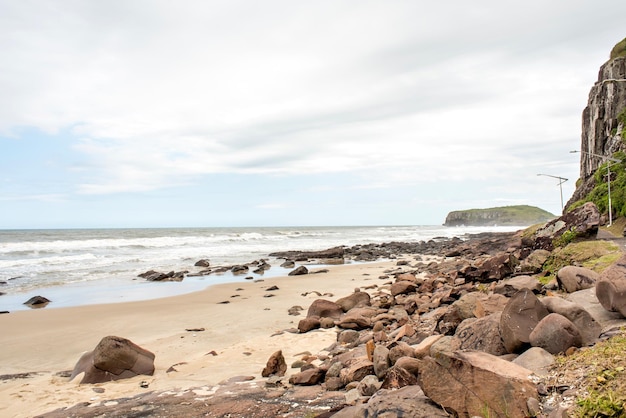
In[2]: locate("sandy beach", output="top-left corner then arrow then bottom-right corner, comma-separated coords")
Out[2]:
0,260 -> 405,417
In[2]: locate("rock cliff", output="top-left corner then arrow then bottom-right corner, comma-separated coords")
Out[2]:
567,38 -> 626,207
444,205 -> 554,227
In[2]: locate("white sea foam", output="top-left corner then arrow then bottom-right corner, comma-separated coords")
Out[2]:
0,225 -> 523,310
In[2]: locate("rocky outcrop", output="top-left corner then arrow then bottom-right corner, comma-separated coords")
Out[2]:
70,336 -> 155,384
567,44 -> 626,208
444,205 -> 554,226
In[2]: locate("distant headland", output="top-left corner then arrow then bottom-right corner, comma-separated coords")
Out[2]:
444,205 -> 555,226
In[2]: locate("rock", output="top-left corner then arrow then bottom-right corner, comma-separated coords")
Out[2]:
419,350 -> 538,418
319,317 -> 335,328
261,350 -> 287,377
288,266 -> 308,276
541,296 -> 602,346
339,357 -> 374,386
357,375 -> 381,396
595,254 -> 626,317
494,275 -> 542,297
390,281 -> 417,296
557,266 -> 598,293
336,312 -> 371,330
518,249 -> 551,273
451,292 -> 485,320
453,313 -> 508,356
372,345 -> 390,379
533,202 -> 600,250
297,317 -> 321,333
70,336 -> 155,384
466,253 -> 515,282
394,356 -> 421,376
280,260 -> 295,268
435,304 -> 464,335
340,386 -> 449,418
529,313 -> 583,354
306,299 -> 343,319
500,288 -> 549,353
23,295 -> 51,308
231,265 -> 249,275
288,367 -> 325,386
387,342 -> 414,365
335,290 -> 371,312
337,329 -> 360,345
473,293 -> 509,318
380,364 -> 418,389
194,259 -> 210,267
413,334 -> 444,359
512,347 -> 555,376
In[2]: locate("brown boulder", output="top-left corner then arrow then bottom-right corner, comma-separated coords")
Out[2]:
335,290 -> 371,312
306,299 -> 343,319
288,266 -> 309,276
500,288 -> 549,353
372,345 -> 390,379
453,313 -> 507,356
390,281 -> 417,296
339,357 -> 374,385
288,366 -> 325,385
532,202 -> 600,250
529,313 -> 583,354
380,364 -> 418,389
298,317 -> 321,333
541,296 -> 601,346
261,350 -> 287,377
494,275 -> 542,297
595,254 -> 626,317
70,336 -> 155,384
419,350 -> 538,418
557,266 -> 598,293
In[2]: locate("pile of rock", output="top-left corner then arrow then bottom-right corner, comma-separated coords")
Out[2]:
260,203 -> 625,417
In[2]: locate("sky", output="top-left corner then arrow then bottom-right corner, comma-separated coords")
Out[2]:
1,1 -> 626,229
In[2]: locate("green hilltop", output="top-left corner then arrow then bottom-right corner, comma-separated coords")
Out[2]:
444,205 -> 555,227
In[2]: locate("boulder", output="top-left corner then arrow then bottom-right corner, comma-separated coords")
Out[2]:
380,364 -> 418,389
357,374 -> 382,396
261,350 -> 287,377
306,299 -> 343,319
595,254 -> 626,317
541,296 -> 601,346
333,386 -> 449,418
194,259 -> 210,267
518,249 -> 551,273
288,367 -> 325,386
466,253 -> 516,282
297,317 -> 321,333
337,329 -> 360,345
453,313 -> 508,356
557,266 -> 598,293
372,345 -> 390,379
390,281 -> 417,296
413,334 -> 444,359
500,288 -> 549,353
532,202 -> 600,250
23,295 -> 51,308
419,350 -> 538,418
288,266 -> 308,276
339,357 -> 374,386
393,356 -> 421,376
512,347 -> 555,376
529,313 -> 583,354
335,290 -> 371,312
494,275 -> 542,297
336,312 -> 371,330
70,336 -> 155,384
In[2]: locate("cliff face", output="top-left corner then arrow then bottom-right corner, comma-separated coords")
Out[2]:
567,49 -> 626,207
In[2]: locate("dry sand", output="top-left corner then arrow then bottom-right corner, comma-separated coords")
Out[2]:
0,260 -> 406,417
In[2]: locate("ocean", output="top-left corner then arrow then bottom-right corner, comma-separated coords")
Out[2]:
0,225 -> 522,311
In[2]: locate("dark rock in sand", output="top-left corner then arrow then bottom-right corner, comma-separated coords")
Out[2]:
280,259 -> 295,268
23,295 -> 51,308
70,336 -> 155,384
298,317 -> 321,333
261,350 -> 287,378
335,290 -> 371,312
288,367 -> 325,386
306,299 -> 343,319
288,266 -> 308,276
231,265 -> 249,275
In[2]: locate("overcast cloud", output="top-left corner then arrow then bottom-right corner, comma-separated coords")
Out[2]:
1,1 -> 625,228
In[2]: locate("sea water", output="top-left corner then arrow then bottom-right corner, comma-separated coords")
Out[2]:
0,225 -> 522,311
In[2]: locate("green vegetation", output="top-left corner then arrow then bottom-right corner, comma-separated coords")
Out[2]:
610,37 -> 626,59
568,151 -> 626,218
543,240 -> 621,277
552,331 -> 626,417
445,205 -> 555,226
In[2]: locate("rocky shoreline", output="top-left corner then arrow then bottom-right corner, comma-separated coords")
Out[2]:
30,202 -> 626,417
